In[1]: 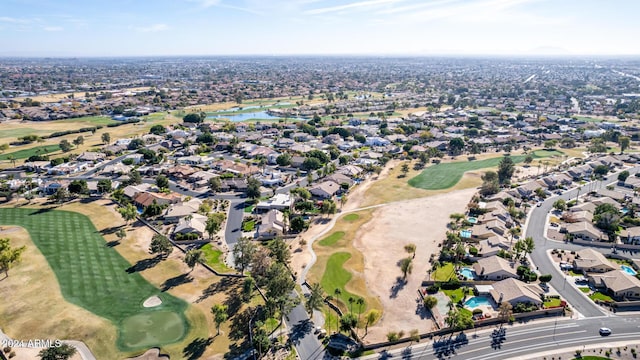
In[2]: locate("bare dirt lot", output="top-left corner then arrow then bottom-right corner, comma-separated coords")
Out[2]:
352,188 -> 477,343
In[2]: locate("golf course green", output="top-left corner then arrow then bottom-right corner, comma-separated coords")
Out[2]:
408,150 -> 563,190
0,208 -> 189,351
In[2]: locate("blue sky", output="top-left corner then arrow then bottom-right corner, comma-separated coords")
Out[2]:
0,0 -> 638,56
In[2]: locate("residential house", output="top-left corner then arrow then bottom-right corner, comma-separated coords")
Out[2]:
257,209 -> 285,239
123,183 -> 152,199
476,235 -> 511,258
134,191 -> 181,208
256,193 -> 293,212
489,278 -> 544,307
473,256 -> 519,281
325,173 -> 355,188
40,180 -> 67,195
102,162 -> 132,175
77,152 -> 106,162
573,248 -> 616,273
310,181 -> 341,199
564,221 -> 607,242
621,226 -> 640,244
589,270 -> 640,299
163,198 -> 202,223
173,213 -> 208,239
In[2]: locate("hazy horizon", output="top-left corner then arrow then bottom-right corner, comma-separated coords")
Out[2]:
1,0 -> 639,57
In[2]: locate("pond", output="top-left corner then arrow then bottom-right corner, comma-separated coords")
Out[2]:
208,110 -> 304,122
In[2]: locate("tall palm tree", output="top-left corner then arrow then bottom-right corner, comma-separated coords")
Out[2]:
305,283 -> 325,319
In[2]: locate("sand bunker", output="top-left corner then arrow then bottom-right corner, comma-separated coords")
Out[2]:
143,296 -> 162,308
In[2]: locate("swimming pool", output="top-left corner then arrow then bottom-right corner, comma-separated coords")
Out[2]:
467,217 -> 478,224
464,296 -> 492,309
459,267 -> 477,280
460,230 -> 472,238
621,265 -> 637,276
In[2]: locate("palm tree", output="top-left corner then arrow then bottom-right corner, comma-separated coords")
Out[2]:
348,296 -> 355,314
509,227 -> 521,247
305,283 -> 325,319
404,243 -> 417,259
356,298 -> 365,325
399,257 -> 413,279
365,310 -> 380,336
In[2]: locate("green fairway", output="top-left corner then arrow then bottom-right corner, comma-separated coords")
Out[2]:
318,231 -> 345,247
58,115 -> 117,126
201,243 -> 233,273
0,208 -> 189,351
408,150 -> 563,190
0,144 -> 61,160
320,252 -> 358,306
342,214 -> 360,222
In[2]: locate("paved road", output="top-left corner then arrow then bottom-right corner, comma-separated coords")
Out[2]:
284,298 -> 328,360
527,165 -> 640,318
361,315 -> 640,359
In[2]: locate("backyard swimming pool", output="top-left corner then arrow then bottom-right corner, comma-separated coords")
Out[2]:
621,265 -> 637,276
467,217 -> 478,224
459,267 -> 477,280
464,296 -> 493,309
460,229 -> 472,238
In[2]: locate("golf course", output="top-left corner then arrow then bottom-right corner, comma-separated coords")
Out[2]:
408,150 -> 564,190
0,207 -> 189,351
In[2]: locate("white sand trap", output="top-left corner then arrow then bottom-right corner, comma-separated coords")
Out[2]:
143,296 -> 162,308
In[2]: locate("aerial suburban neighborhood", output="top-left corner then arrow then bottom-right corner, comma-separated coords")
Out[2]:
2,2 -> 640,359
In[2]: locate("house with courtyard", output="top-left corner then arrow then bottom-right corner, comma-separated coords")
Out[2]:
257,209 -> 285,239
573,248 -> 616,273
589,270 -> 640,299
256,193 -> 293,212
310,181 -> 341,199
488,278 -> 544,307
564,221 -> 607,242
473,256 -> 519,281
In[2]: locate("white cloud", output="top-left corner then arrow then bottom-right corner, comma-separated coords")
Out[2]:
305,0 -> 405,15
134,24 -> 169,32
43,26 -> 63,32
0,16 -> 33,24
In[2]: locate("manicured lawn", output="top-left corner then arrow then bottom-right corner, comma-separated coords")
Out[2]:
200,243 -> 233,273
321,252 -> 359,307
543,298 -> 562,308
0,208 -> 189,351
431,262 -> 456,281
242,219 -> 256,232
342,214 -> 360,222
244,204 -> 254,213
579,287 -> 591,293
443,287 -> 472,303
58,115 -> 117,126
589,291 -> 614,303
318,231 -> 345,247
0,144 -> 61,160
408,150 -> 563,190
573,357 -> 613,360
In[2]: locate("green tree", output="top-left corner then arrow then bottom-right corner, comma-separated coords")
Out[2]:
211,304 -> 228,335
149,124 -> 167,135
242,277 -> 256,302
524,155 -> 533,165
68,179 -> 88,195
399,257 -> 413,279
208,177 -> 222,193
276,153 -> 292,167
128,170 -> 142,185
101,132 -> 111,144
246,177 -> 261,201
118,203 -> 138,225
619,136 -> 631,153
365,309 -> 380,335
38,344 -> 77,360
497,155 -> 515,185
305,282 -> 325,318
446,308 -> 474,331
618,170 -> 630,182
423,295 -> 438,309
480,171 -> 500,195
594,164 -> 609,178
97,179 -> 112,193
49,188 -> 70,203
116,228 -> 127,242
233,237 -> 256,275
205,212 -> 225,240
552,199 -> 566,212
401,162 -> 410,177
290,216 -> 308,233
449,138 -> 465,155
155,174 -> 169,189
404,243 -> 417,258
498,301 -> 513,326
539,274 -> 552,283
59,139 -> 72,152
0,238 -> 26,278
149,234 -> 173,258
184,249 -> 204,272
73,136 -> 84,146
269,237 -> 291,265
588,137 -> 607,153
183,112 -> 205,124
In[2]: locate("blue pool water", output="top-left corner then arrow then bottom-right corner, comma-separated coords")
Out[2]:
208,110 -> 304,122
621,265 -> 637,276
460,230 -> 472,238
467,217 -> 478,224
459,267 -> 477,280
464,296 -> 492,309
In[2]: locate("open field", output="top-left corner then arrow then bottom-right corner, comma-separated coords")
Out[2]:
408,150 -> 564,190
0,207 -> 189,351
1,198 -> 250,358
14,87 -> 152,103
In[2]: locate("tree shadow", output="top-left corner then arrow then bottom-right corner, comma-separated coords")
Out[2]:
390,277 -> 407,299
415,297 -> 429,319
79,197 -> 98,204
28,207 -> 57,215
161,273 -> 193,292
105,240 -> 120,247
229,307 -> 254,341
182,337 -> 213,360
100,225 -> 124,235
288,318 -> 313,346
224,287 -> 243,316
126,256 -> 162,273
196,277 -> 240,303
